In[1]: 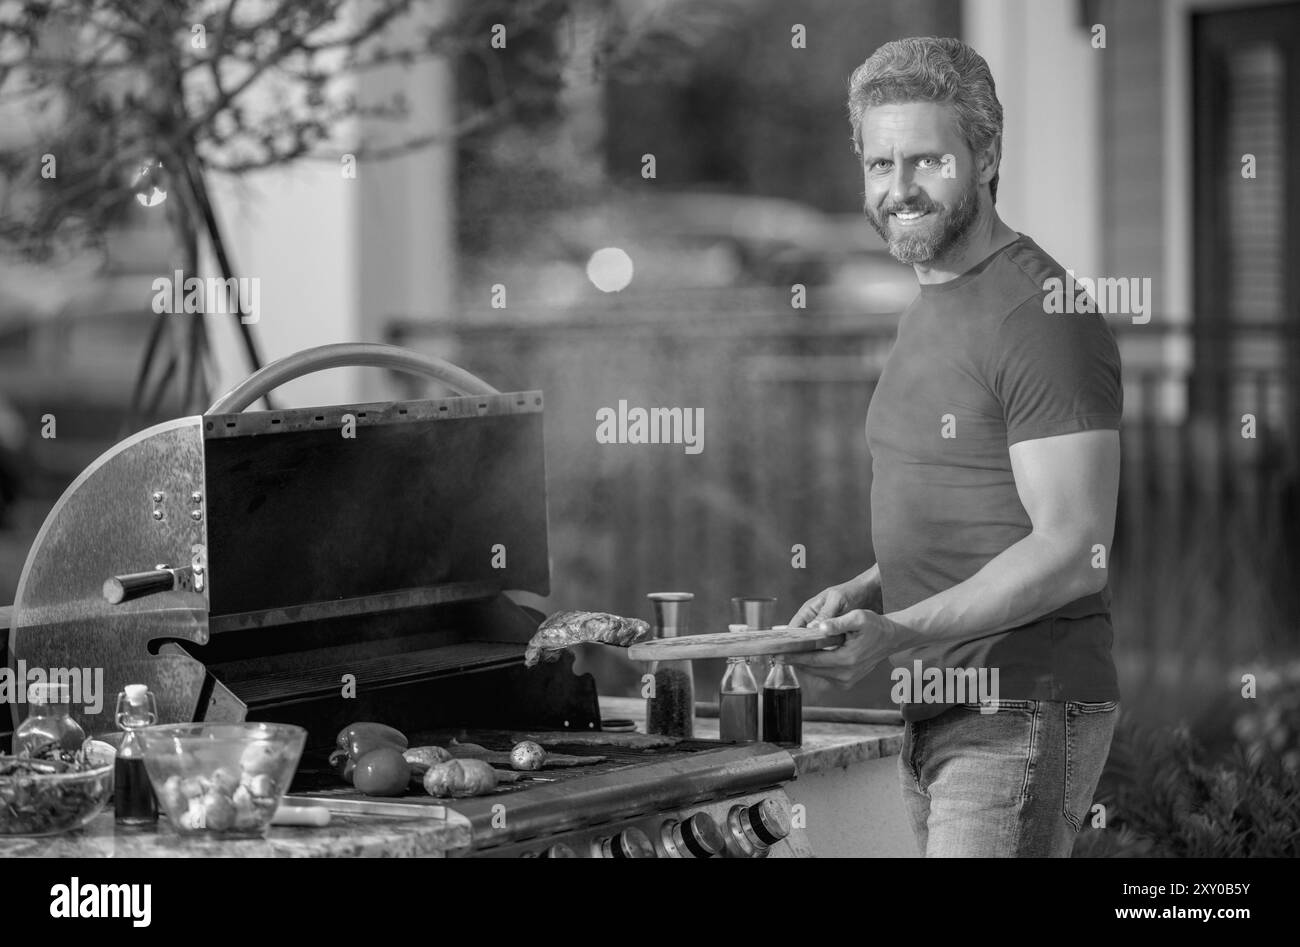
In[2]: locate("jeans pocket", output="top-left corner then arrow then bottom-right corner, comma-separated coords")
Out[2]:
1063,700 -> 1119,830
947,699 -> 1041,804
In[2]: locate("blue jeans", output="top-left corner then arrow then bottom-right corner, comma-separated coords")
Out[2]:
898,698 -> 1118,857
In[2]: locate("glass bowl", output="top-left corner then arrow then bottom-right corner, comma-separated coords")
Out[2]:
0,743 -> 115,837
138,723 -> 306,839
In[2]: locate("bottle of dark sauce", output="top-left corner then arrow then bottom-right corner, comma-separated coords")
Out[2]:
761,656 -> 802,747
114,684 -> 158,827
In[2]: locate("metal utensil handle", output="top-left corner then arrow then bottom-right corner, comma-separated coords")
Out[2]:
205,342 -> 500,415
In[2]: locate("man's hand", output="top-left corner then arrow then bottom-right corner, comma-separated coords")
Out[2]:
788,568 -> 883,628
783,610 -> 913,688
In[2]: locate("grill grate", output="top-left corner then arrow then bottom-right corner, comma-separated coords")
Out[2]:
291,730 -> 731,799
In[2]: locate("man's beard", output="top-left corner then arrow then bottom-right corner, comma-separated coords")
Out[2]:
864,174 -> 981,265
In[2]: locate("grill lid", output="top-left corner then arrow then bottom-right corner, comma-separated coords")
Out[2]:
201,391 -> 550,626
9,384 -> 556,733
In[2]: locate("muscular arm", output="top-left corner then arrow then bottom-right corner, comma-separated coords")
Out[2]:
885,429 -> 1119,648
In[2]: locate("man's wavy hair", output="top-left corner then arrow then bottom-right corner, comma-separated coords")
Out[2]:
847,37 -> 1003,204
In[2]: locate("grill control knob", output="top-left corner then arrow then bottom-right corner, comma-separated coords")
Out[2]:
661,813 -> 725,858
726,798 -> 792,858
596,827 -> 656,858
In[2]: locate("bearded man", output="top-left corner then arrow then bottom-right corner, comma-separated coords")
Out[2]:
787,36 -> 1123,858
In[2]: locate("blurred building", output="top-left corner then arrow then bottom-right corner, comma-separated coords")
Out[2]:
2,0 -> 1298,714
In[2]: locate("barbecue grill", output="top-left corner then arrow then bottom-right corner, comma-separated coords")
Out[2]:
3,343 -> 808,857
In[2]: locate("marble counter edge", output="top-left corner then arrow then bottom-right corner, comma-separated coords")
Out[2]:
598,696 -> 903,776
0,811 -> 474,858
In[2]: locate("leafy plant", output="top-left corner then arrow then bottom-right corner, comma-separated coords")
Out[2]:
1230,658 -> 1300,772
1073,710 -> 1300,857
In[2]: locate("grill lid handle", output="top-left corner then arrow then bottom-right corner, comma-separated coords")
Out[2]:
103,566 -> 194,604
205,342 -> 499,414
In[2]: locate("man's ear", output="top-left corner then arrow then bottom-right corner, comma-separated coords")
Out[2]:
978,136 -> 1002,187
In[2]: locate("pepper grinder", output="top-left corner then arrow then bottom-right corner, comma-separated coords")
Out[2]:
645,592 -> 695,738
730,596 -> 777,632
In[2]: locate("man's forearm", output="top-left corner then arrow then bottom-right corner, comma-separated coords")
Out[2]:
845,563 -> 882,608
883,533 -> 1102,648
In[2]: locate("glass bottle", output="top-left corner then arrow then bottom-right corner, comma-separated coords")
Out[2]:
645,592 -> 695,738
14,682 -> 87,757
762,656 -> 803,747
719,656 -> 759,743
114,684 -> 159,826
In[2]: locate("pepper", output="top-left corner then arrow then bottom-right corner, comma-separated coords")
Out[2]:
330,722 -> 409,785
327,748 -> 357,783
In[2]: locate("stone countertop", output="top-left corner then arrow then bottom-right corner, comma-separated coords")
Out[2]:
1,696 -> 901,856
599,696 -> 903,776
0,810 -> 473,858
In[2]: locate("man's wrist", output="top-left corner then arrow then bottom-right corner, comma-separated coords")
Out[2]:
882,611 -> 922,650
845,567 -> 882,609
840,576 -> 873,610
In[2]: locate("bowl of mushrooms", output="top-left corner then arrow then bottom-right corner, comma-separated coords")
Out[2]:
138,723 -> 306,838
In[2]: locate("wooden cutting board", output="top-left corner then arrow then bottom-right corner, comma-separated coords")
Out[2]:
627,626 -> 844,661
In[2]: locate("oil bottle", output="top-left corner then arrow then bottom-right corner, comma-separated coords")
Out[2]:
14,683 -> 87,757
719,655 -> 760,743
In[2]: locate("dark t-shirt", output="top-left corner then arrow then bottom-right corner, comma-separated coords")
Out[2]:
865,234 -> 1123,722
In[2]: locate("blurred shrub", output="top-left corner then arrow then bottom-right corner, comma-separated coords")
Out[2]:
1073,710 -> 1300,857
1229,658 -> 1300,772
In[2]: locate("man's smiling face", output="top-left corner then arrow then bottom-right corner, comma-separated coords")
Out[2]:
859,101 -> 982,266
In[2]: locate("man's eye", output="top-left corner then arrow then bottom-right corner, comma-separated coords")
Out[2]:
869,160 -> 891,172
917,157 -> 939,170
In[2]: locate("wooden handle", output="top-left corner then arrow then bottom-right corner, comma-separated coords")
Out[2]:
627,625 -> 844,661
103,570 -> 176,604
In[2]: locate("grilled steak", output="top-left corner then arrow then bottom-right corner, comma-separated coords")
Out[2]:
523,610 -> 653,668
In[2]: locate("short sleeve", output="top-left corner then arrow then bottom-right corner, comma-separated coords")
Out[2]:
990,298 -> 1123,446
